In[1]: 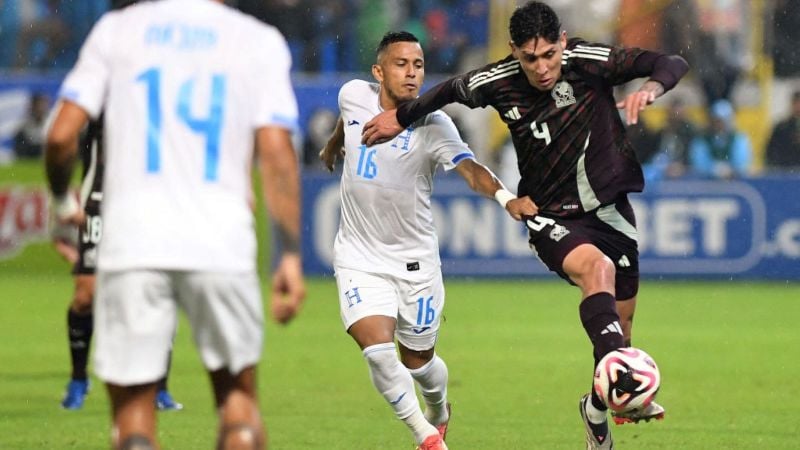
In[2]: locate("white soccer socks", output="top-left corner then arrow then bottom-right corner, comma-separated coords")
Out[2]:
363,343 -> 438,444
408,354 -> 450,426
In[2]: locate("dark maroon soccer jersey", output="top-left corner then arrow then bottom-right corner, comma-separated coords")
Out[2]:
397,38 -> 686,218
78,118 -> 105,206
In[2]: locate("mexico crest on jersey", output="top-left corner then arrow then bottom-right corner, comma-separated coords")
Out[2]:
551,81 -> 576,108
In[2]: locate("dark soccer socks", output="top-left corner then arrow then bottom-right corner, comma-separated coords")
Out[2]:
580,292 -> 624,412
579,292 -> 624,363
67,309 -> 93,380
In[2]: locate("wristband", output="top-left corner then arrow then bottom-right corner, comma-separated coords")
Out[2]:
52,194 -> 79,221
494,189 -> 515,209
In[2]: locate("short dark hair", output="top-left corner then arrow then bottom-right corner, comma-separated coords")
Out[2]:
509,1 -> 561,47
376,31 -> 420,57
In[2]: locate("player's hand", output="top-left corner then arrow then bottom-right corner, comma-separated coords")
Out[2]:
318,144 -> 344,172
270,252 -> 305,325
505,196 -> 538,221
52,235 -> 78,264
616,90 -> 656,125
51,193 -> 85,227
361,109 -> 404,146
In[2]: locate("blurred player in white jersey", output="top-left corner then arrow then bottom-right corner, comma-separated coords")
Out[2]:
320,31 -> 537,450
44,1 -> 305,449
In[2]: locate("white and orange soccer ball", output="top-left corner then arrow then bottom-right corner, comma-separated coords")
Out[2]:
593,347 -> 661,413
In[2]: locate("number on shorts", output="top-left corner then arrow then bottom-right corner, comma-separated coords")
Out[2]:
415,296 -> 435,326
526,215 -> 556,232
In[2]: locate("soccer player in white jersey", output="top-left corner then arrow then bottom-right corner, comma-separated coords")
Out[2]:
320,31 -> 537,450
44,1 -> 305,449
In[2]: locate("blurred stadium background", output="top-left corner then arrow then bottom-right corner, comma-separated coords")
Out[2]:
1,1 -> 799,449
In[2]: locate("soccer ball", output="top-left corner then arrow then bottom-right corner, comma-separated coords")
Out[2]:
593,347 -> 660,413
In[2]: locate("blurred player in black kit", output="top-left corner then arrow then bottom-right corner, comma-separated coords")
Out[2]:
361,2 -> 688,449
55,117 -> 183,411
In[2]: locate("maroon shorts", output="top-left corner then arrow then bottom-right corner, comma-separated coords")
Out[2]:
526,197 -> 639,300
72,199 -> 101,276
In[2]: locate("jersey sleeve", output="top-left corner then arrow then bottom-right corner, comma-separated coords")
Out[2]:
252,28 -> 299,131
565,39 -> 650,87
337,79 -> 367,116
58,13 -> 115,119
423,111 -> 474,171
396,65 -> 495,128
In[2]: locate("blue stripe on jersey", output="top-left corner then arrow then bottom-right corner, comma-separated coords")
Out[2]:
270,114 -> 299,132
451,152 -> 474,165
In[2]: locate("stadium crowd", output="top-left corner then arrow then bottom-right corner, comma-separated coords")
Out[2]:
2,0 -> 800,174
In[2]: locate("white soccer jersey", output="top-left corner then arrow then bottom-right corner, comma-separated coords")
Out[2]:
334,80 -> 474,282
59,0 -> 298,272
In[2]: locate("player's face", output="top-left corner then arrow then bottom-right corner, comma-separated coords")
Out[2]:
511,32 -> 567,91
373,42 -> 425,108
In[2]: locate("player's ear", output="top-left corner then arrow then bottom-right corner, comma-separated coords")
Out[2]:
372,64 -> 383,83
509,40 -> 519,59
559,31 -> 567,48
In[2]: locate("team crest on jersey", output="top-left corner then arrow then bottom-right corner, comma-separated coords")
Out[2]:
551,81 -> 576,108
549,224 -> 570,242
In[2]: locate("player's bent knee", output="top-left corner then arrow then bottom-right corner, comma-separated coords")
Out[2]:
72,277 -> 95,313
118,435 -> 155,450
71,294 -> 93,314
398,343 -> 434,370
217,423 -> 261,450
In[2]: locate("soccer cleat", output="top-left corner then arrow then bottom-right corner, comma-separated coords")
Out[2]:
612,401 -> 665,425
416,434 -> 448,450
61,379 -> 89,410
580,394 -> 613,450
155,390 -> 184,411
435,402 -> 451,441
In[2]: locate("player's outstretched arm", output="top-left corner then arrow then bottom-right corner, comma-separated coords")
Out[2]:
362,75 -> 467,146
45,100 -> 88,227
318,116 -> 345,172
256,126 -> 306,324
454,158 -> 538,220
616,53 -> 689,125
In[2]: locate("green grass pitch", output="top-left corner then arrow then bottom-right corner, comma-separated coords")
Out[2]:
1,268 -> 798,449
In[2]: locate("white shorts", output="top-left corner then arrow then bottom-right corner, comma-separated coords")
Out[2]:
94,270 -> 263,386
335,266 -> 445,351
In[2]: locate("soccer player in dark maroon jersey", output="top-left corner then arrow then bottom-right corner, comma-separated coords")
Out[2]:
362,2 -> 688,448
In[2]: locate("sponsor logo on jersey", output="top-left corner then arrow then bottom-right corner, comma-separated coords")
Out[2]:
618,255 -> 631,268
347,119 -> 360,126
552,80 -> 576,108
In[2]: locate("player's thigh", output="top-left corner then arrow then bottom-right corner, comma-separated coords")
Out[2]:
94,270 -> 177,386
527,214 -> 591,285
335,266 -> 399,332
395,271 -> 445,352
175,271 -> 263,376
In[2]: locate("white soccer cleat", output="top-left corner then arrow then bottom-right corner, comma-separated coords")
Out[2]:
612,400 -> 665,425
580,394 -> 614,450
